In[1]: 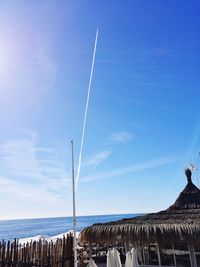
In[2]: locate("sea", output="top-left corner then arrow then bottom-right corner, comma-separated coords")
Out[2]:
0,214 -> 139,242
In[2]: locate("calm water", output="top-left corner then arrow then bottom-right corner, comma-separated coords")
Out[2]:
0,214 -> 139,241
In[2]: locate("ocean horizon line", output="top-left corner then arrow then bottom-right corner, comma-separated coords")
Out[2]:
0,213 -> 142,241
0,212 -> 143,222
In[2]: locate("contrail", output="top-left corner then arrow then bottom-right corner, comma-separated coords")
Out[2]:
76,29 -> 99,189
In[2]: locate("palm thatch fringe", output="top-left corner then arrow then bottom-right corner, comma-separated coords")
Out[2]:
80,169 -> 200,243
80,222 -> 200,243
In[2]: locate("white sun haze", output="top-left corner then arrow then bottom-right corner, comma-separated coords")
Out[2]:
0,37 -> 15,82
0,18 -> 58,114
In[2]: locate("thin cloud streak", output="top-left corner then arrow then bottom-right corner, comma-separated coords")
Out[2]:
82,156 -> 180,182
83,150 -> 111,166
0,175 -> 70,220
109,131 -> 133,143
0,176 -> 62,203
0,130 -> 70,191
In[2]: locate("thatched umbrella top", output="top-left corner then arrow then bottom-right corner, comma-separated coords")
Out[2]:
80,169 -> 200,243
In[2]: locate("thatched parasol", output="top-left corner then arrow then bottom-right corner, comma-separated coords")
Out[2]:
80,169 -> 200,243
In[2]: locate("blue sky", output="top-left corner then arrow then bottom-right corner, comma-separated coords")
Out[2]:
0,0 -> 200,219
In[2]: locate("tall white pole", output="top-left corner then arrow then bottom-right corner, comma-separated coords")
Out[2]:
71,140 -> 77,267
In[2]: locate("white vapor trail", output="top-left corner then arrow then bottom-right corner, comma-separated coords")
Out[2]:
76,29 -> 99,189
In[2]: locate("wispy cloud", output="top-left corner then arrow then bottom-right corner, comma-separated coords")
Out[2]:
0,174 -> 70,220
0,130 -> 70,192
83,150 -> 111,166
34,147 -> 58,154
0,130 -> 73,219
0,176 -> 62,204
109,131 -> 133,143
81,156 -> 180,182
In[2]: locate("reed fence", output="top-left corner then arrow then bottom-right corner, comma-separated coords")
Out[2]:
0,234 -> 74,267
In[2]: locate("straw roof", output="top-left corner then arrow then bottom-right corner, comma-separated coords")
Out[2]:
80,169 -> 200,243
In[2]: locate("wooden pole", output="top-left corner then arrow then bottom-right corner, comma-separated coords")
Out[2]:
171,243 -> 177,267
142,247 -> 145,265
125,236 -> 130,253
188,241 -> 197,267
89,242 -> 92,260
156,243 -> 161,266
147,244 -> 150,264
